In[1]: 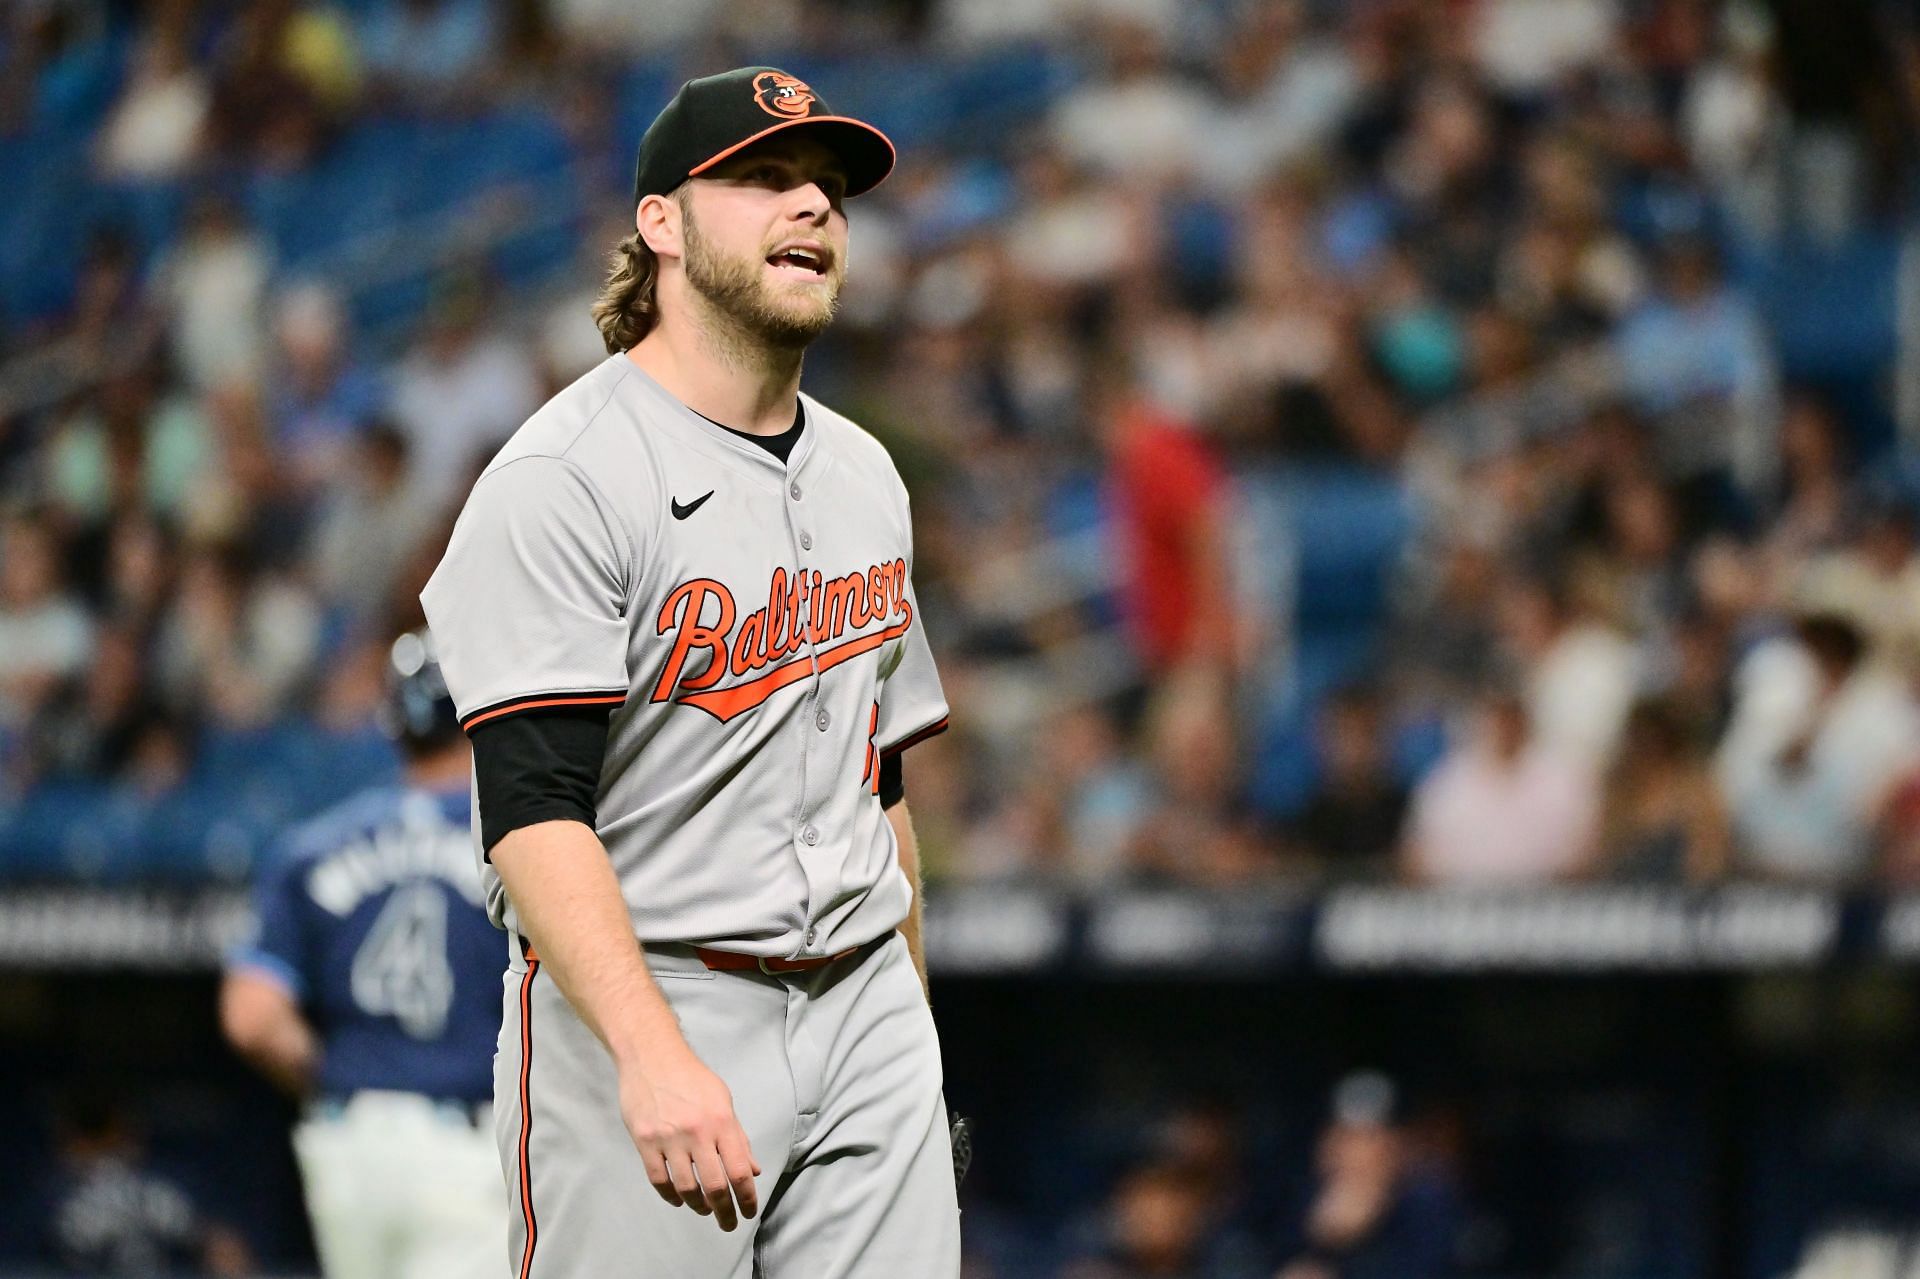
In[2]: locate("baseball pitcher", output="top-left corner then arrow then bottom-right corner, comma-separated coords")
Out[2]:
420,67 -> 960,1277
221,632 -> 507,1279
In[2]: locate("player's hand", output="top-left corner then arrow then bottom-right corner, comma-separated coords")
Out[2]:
619,1049 -> 761,1231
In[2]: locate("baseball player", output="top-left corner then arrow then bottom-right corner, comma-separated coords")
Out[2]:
419,66 -> 959,1277
220,632 -> 507,1279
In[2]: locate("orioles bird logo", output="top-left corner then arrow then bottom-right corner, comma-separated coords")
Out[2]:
752,71 -> 816,119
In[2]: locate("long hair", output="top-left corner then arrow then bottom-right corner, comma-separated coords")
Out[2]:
590,231 -> 662,354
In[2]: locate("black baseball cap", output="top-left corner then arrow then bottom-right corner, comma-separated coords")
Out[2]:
633,67 -> 896,205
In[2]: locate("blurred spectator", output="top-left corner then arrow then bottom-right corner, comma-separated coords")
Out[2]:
1716,613 -> 1920,882
1049,10 -> 1215,187
543,0 -> 723,61
1130,667 -> 1271,885
1154,1098 -> 1258,1235
268,282 -> 383,491
970,701 -> 1151,885
1768,0 -> 1909,242
278,1 -> 361,115
307,422 -> 433,626
93,3 -> 208,182
1387,537 -> 1503,704
1470,0 -> 1620,98
1571,464 -> 1690,637
1202,2 -> 1358,194
387,274 -> 541,505
0,513 -> 95,733
153,196 -> 273,393
44,369 -> 212,524
1509,137 -> 1644,333
35,1089 -> 253,1277
1282,687 -> 1410,880
18,624 -> 161,785
1386,77 -> 1506,307
1880,771 -> 1920,887
1005,144 -> 1143,293
1206,188 -> 1348,424
1402,683 -> 1599,884
1680,4 -> 1781,243
1598,699 -> 1731,882
207,0 -> 355,170
181,379 -> 310,566
1789,496 -> 1920,671
25,229 -> 165,393
153,539 -> 321,730
1275,1072 -> 1462,1279
1615,234 -> 1779,504
1494,574 -> 1638,771
357,0 -> 498,110
1757,393 -> 1853,570
1061,1156 -> 1266,1279
1102,384 -> 1234,676
1647,608 -> 1738,748
95,511 -> 177,636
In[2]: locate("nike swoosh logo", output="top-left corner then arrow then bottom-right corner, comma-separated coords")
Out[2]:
671,490 -> 714,520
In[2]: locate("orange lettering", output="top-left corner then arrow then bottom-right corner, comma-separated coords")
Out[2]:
732,609 -> 765,676
766,568 -> 791,661
784,573 -> 807,651
821,572 -> 861,638
847,570 -> 872,630
655,561 -> 911,714
652,579 -> 735,701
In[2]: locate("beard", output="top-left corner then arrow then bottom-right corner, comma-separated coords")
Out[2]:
682,206 -> 842,351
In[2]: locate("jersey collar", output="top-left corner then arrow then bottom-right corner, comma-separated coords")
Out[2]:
611,356 -> 818,476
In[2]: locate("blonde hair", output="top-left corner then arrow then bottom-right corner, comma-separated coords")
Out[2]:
590,232 -> 662,354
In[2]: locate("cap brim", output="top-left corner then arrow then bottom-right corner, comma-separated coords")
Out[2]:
687,116 -> 897,197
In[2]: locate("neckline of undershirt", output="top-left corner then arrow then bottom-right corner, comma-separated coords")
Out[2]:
692,400 -> 806,464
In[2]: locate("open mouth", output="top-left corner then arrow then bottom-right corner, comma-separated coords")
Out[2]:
766,245 -> 829,278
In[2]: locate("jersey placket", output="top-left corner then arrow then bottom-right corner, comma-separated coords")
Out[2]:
781,438 -> 832,957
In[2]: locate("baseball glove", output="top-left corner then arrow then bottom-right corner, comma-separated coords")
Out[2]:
950,1112 -> 973,1190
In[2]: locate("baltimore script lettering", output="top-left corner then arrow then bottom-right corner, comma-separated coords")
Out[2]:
651,559 -> 912,721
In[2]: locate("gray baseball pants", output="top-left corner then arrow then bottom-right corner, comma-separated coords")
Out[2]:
494,931 -> 960,1278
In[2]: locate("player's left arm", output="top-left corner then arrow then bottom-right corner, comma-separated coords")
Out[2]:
886,799 -> 929,1002
219,969 -> 319,1096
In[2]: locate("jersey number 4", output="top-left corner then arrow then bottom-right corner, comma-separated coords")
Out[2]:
350,884 -> 455,1040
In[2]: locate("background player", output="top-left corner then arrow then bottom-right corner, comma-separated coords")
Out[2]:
421,65 -> 958,1277
220,632 -> 506,1279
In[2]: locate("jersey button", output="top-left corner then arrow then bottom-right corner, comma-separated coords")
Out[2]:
816,708 -> 830,731
799,531 -> 813,550
805,926 -> 818,948
789,481 -> 803,501
802,824 -> 820,846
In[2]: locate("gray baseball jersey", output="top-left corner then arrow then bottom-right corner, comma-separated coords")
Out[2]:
419,352 -> 949,956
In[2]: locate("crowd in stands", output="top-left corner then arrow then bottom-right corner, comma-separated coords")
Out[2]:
7,4 -> 1920,1277
2,0 -> 1918,902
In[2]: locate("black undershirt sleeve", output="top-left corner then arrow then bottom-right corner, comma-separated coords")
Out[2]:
879,752 -> 905,809
470,706 -> 611,855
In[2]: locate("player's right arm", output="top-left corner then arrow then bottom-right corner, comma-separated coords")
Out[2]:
490,819 -> 761,1231
219,969 -> 319,1096
421,456 -> 757,1231
223,834 -> 321,1095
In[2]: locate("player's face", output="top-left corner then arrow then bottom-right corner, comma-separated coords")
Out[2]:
681,136 -> 850,350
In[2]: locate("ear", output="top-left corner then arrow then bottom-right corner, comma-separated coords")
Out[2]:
636,194 -> 681,258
